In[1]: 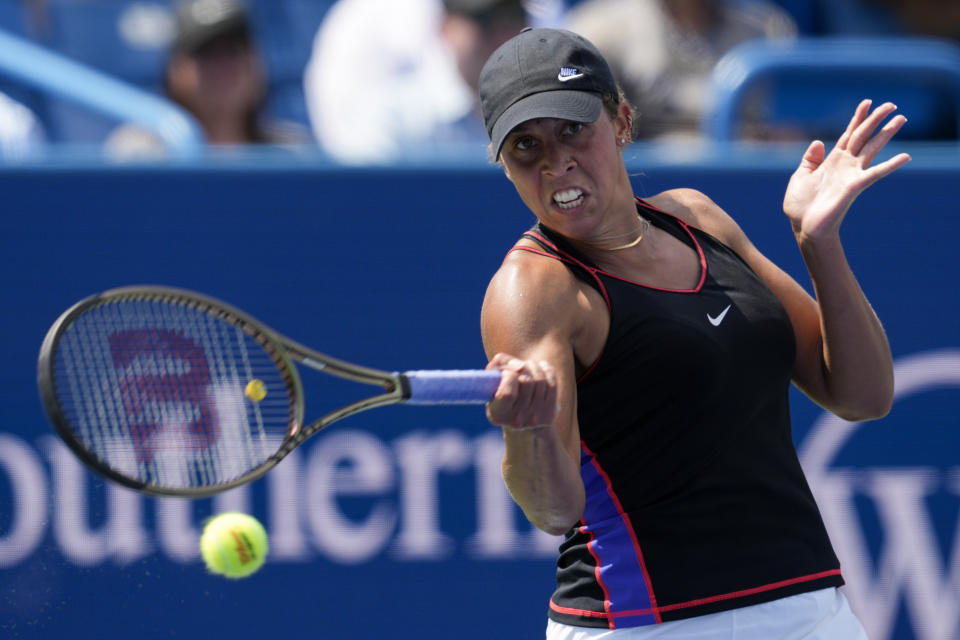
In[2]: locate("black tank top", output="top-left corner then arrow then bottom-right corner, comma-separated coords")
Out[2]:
512,199 -> 843,629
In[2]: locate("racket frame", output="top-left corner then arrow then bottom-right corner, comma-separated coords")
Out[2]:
37,285 -> 409,497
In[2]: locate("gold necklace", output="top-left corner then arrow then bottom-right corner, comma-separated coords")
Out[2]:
607,216 -> 650,251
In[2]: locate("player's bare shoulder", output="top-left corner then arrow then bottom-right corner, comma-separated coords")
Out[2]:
481,239 -> 591,356
646,188 -> 720,228
482,238 -> 582,321
646,188 -> 749,250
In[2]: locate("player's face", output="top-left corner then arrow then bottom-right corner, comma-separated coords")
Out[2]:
499,108 -> 632,241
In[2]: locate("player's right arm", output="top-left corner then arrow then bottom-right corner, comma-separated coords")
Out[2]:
481,246 -> 588,535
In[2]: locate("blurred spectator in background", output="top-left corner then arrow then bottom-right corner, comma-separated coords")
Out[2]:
106,0 -> 308,159
304,0 -> 527,163
0,90 -> 45,161
566,0 -> 797,141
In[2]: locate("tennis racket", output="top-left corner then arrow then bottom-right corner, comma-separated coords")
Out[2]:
37,286 -> 500,497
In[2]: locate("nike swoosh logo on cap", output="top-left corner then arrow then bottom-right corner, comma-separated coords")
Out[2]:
558,67 -> 584,82
707,304 -> 731,326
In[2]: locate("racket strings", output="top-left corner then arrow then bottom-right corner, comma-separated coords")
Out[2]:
50,296 -> 296,490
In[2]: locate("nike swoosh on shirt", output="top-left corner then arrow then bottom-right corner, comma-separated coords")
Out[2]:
707,304 -> 731,326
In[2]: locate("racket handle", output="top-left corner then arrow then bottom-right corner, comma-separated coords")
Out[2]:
400,369 -> 501,405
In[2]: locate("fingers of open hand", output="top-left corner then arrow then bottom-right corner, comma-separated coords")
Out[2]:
798,139 -> 826,172
838,100 -> 905,161
842,105 -> 911,190
862,150 -> 912,187
859,113 -> 908,168
486,357 -> 558,431
835,98 -> 872,151
786,101 -> 910,230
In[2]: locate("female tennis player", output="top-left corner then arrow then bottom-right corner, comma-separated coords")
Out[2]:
478,28 -> 908,639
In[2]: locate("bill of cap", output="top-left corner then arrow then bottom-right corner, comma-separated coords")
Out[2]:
491,89 -> 603,159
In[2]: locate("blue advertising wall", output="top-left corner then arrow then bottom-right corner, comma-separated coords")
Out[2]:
0,145 -> 957,639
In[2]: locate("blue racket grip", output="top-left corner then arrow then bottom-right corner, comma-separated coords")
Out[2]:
400,369 -> 502,405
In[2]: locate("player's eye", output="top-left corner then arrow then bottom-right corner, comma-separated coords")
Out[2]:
511,135 -> 537,152
562,122 -> 584,137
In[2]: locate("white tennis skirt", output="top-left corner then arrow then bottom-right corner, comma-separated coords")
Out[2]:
546,588 -> 868,640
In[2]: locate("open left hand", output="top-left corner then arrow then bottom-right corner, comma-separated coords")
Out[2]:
783,100 -> 911,241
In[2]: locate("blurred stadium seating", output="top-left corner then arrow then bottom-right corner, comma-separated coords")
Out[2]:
0,0 -> 958,148
704,36 -> 960,142
0,2 -> 43,126
0,0 -> 336,145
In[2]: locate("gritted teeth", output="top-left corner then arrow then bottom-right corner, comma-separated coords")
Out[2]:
553,188 -> 584,209
553,188 -> 583,203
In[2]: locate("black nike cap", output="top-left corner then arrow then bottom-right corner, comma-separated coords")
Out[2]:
479,28 -> 618,158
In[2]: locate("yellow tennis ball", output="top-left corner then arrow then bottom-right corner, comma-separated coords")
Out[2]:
245,379 -> 267,402
200,512 -> 268,579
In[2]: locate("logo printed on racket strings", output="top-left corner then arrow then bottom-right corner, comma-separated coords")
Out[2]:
109,329 -> 218,462
557,67 -> 584,82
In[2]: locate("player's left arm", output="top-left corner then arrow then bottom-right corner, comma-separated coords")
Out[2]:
655,101 -> 910,421
722,197 -> 895,422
